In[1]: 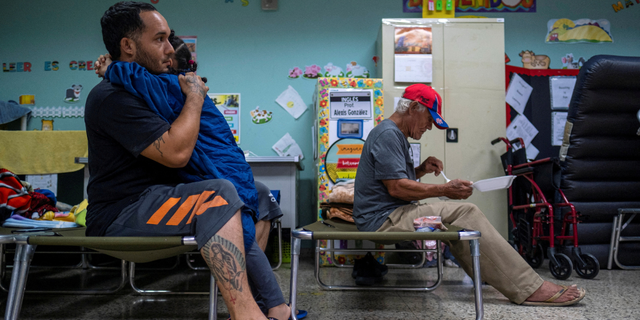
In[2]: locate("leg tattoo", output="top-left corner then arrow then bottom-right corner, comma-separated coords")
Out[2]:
202,235 -> 246,301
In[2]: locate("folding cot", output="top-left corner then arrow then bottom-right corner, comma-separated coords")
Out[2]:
0,228 -> 226,320
288,219 -> 484,320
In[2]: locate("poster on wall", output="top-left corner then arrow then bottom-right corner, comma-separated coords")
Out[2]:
209,93 -> 240,143
394,27 -> 433,83
505,73 -> 533,114
545,19 -> 613,43
549,76 -> 577,110
328,89 -> 374,120
551,112 -> 568,147
178,35 -> 197,61
324,138 -> 364,183
506,114 -> 538,148
26,174 -> 57,196
403,0 -> 423,13
456,0 -> 536,13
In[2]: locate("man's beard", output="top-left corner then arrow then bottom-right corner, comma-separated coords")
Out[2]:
134,42 -> 165,75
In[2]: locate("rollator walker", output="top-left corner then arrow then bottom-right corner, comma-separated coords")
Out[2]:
492,137 -> 600,280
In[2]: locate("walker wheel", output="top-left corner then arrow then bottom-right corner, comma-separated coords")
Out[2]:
525,244 -> 545,269
549,253 -> 573,280
574,253 -> 600,279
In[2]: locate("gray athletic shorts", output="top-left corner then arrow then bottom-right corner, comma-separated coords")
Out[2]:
254,180 -> 283,222
104,179 -> 281,249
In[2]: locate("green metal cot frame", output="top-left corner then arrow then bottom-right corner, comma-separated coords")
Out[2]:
0,231 -> 222,320
0,218 -> 283,296
288,220 -> 484,320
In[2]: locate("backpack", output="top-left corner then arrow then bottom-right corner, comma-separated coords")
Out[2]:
0,169 -> 31,223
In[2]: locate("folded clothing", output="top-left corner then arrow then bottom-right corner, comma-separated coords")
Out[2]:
320,202 -> 354,223
328,207 -> 354,223
3,214 -> 79,229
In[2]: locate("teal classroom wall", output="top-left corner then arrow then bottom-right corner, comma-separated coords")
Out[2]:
1,0 -> 639,228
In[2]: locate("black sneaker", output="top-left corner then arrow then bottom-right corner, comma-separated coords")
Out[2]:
363,252 -> 388,276
352,252 -> 387,286
352,252 -> 387,278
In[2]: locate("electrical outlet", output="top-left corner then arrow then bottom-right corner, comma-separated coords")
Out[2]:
261,0 -> 278,10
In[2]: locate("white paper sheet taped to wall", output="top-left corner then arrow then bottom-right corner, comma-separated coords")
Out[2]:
505,73 -> 533,115
506,114 -> 538,148
276,86 -> 308,119
272,132 -> 304,159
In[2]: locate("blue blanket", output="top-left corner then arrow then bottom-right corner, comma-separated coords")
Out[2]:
105,61 -> 257,251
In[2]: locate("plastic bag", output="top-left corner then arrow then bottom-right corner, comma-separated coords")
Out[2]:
413,216 -> 448,231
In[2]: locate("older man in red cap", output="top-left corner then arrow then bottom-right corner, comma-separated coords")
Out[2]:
353,84 -> 586,307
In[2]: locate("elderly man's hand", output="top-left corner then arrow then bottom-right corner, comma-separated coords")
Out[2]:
418,156 -> 443,176
443,179 -> 473,200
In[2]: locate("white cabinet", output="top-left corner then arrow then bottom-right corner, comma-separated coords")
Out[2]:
247,156 -> 303,230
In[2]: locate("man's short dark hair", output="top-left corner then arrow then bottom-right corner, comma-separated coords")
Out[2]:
101,1 -> 157,60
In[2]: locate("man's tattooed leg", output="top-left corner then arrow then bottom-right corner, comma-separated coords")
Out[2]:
201,234 -> 247,302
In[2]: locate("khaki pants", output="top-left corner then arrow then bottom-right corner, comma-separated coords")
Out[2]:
377,202 -> 544,304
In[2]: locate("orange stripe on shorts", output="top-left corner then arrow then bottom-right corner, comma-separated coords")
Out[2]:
147,197 -> 181,225
186,191 -> 229,224
166,194 -> 199,226
195,195 -> 229,216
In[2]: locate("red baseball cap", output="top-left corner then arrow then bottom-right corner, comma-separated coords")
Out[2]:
402,84 -> 448,130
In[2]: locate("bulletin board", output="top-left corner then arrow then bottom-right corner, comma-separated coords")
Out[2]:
505,66 -> 580,159
316,77 -> 385,267
316,77 -> 384,211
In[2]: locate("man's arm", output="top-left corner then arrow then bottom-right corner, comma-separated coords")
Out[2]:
140,72 -> 208,168
383,178 -> 473,201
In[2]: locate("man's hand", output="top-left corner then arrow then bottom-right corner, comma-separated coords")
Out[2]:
416,156 -> 443,178
140,72 -> 207,168
179,72 -> 209,101
442,179 -> 473,200
94,53 -> 112,78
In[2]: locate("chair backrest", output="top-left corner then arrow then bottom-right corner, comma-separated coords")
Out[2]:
560,55 -> 640,221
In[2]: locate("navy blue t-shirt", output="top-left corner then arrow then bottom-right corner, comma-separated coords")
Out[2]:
84,79 -> 181,236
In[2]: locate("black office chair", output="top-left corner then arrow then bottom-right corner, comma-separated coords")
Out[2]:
559,55 -> 640,269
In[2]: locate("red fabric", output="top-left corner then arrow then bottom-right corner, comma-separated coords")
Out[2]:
27,191 -> 57,218
505,65 -> 581,77
0,168 -> 32,216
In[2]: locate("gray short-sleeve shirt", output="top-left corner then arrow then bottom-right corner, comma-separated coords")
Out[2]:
353,119 -> 415,231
